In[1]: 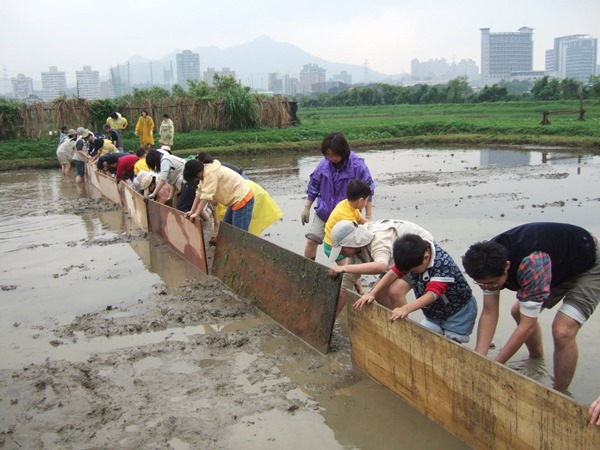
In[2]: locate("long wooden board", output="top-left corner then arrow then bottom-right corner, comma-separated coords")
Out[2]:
94,169 -> 123,206
346,293 -> 600,450
212,222 -> 340,354
120,182 -> 149,231
146,200 -> 208,274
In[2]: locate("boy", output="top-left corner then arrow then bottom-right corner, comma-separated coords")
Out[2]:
354,233 -> 477,343
134,147 -> 150,175
323,179 -> 371,294
323,179 -> 371,260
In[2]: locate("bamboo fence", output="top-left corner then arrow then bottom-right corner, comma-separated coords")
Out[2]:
11,97 -> 295,139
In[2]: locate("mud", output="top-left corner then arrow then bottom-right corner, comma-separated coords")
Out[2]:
2,147 -> 600,449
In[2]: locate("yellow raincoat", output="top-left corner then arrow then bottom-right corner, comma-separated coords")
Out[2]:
216,180 -> 282,236
135,115 -> 155,146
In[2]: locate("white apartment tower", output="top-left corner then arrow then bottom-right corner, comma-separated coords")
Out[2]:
546,35 -> 597,83
76,66 -> 100,100
299,64 -> 326,94
41,66 -> 67,102
11,73 -> 33,100
176,50 -> 200,87
480,27 -> 534,85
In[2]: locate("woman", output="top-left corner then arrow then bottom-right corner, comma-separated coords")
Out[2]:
159,114 -> 174,150
145,150 -> 186,205
55,128 -> 77,177
301,132 -> 375,260
135,109 -> 155,150
183,158 -> 254,234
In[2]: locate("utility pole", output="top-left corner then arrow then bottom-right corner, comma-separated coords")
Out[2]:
363,59 -> 369,84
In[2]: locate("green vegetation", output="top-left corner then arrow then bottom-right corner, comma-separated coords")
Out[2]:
2,99 -> 599,170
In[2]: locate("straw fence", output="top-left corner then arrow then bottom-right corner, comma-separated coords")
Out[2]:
7,97 -> 296,140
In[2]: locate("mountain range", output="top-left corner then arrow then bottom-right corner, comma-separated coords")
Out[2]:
120,35 -> 403,88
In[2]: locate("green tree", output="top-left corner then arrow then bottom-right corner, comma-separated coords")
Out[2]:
171,84 -> 187,99
444,77 -> 471,103
213,75 -> 258,130
531,76 -> 561,100
588,75 -> 600,98
475,84 -> 509,102
560,78 -> 582,99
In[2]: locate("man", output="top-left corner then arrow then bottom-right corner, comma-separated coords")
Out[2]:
72,129 -> 94,183
328,219 -> 433,315
103,123 -> 124,151
462,222 -> 599,391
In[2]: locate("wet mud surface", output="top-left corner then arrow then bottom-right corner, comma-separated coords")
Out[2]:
2,147 -> 600,449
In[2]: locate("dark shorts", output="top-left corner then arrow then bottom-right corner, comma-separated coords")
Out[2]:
74,160 -> 85,177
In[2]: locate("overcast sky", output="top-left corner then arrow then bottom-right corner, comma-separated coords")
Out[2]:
1,0 -> 598,85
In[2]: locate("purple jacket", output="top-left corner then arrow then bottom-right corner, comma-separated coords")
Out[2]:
306,151 -> 375,221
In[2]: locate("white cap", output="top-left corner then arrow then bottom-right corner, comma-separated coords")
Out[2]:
329,220 -> 374,261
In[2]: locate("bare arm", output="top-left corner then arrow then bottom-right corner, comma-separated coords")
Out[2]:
353,269 -> 396,309
390,291 -> 437,321
475,293 -> 500,355
495,314 -> 538,364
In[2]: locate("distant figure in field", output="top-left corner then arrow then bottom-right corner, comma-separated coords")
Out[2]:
106,112 -> 128,136
159,114 -> 174,150
135,109 -> 155,151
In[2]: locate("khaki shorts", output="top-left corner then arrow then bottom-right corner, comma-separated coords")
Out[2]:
305,214 -> 326,245
546,239 -> 600,324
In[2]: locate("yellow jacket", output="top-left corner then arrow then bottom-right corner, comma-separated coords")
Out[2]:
135,115 -> 155,146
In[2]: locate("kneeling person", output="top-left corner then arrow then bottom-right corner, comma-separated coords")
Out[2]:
355,234 -> 477,342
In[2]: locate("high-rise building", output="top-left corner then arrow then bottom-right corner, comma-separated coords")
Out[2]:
480,27 -> 534,85
332,71 -> 352,84
76,66 -> 100,99
545,35 -> 597,83
176,50 -> 200,87
11,73 -> 33,100
411,58 -> 479,82
299,64 -> 326,94
41,66 -> 67,102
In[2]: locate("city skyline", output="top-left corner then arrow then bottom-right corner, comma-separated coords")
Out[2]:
1,0 -> 598,88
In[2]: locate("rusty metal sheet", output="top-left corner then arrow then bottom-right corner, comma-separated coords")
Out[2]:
120,182 -> 149,232
346,293 -> 600,450
146,200 -> 208,274
212,222 -> 341,354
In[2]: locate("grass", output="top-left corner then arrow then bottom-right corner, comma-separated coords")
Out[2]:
2,100 -> 600,170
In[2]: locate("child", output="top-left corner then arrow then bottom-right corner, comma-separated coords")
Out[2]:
134,148 -> 150,175
323,179 -> 371,260
354,233 -> 477,343
323,179 -> 371,294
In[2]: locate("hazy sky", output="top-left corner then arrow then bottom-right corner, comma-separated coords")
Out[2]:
1,0 -> 598,84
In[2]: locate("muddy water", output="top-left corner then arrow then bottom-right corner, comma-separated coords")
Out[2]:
1,146 -> 599,449
231,146 -> 600,403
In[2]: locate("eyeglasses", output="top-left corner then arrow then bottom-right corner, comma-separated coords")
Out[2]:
473,280 -> 500,289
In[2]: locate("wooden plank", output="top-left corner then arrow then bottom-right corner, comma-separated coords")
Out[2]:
146,200 -> 208,274
212,222 -> 340,354
120,182 -> 148,232
86,162 -> 101,193
346,293 -> 600,450
94,170 -> 123,206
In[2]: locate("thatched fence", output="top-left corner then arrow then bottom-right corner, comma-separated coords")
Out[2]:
5,97 -> 297,140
